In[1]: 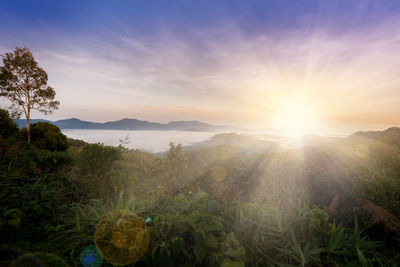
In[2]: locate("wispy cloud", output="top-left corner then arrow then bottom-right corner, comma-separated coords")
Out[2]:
1,0 -> 400,129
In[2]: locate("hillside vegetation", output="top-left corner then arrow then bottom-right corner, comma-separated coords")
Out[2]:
1,108 -> 400,266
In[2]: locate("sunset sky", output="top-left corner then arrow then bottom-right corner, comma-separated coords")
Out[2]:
1,0 -> 400,134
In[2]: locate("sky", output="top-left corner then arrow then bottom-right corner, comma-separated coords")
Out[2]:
1,0 -> 400,134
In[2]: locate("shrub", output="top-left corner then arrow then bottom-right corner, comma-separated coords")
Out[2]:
0,108 -> 19,140
21,122 -> 68,151
10,252 -> 69,267
76,143 -> 122,198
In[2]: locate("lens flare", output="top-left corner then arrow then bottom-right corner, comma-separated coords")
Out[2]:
94,210 -> 150,266
80,245 -> 103,267
145,217 -> 152,224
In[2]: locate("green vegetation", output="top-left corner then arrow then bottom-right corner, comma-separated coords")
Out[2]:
10,252 -> 69,267
21,122 -> 69,152
0,108 -> 400,266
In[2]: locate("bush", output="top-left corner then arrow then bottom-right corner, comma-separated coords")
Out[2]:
0,108 -> 21,166
0,108 -> 19,140
142,191 -> 245,267
76,143 -> 122,199
10,252 -> 69,267
22,122 -> 68,151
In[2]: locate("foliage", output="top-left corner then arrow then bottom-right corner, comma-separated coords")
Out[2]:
230,201 -> 393,266
10,252 -> 69,267
141,192 -> 245,267
0,108 -> 20,165
0,171 -> 73,248
21,122 -> 69,151
75,143 -> 122,199
1,117 -> 400,266
94,210 -> 150,265
0,108 -> 19,140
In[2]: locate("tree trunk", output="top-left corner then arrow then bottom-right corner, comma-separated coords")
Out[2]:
26,116 -> 30,143
26,106 -> 31,143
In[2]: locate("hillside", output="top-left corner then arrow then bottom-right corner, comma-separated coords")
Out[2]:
185,132 -> 280,153
343,127 -> 400,146
2,109 -> 400,266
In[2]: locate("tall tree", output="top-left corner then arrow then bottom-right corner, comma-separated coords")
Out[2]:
0,47 -> 59,142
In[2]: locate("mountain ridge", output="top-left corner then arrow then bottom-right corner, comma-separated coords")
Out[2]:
343,127 -> 400,146
14,117 -> 239,132
183,132 -> 280,153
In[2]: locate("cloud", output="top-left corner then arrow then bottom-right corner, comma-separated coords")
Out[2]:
2,4 -> 400,129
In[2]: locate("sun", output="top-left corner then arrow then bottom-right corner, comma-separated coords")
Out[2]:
272,98 -> 320,137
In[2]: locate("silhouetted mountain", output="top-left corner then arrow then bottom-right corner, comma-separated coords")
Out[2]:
166,120 -> 210,129
14,118 -> 238,132
15,119 -> 51,128
102,118 -> 162,130
54,118 -> 100,129
165,120 -> 237,131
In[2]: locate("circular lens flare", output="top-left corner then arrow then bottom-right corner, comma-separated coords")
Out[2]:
80,245 -> 103,267
94,210 -> 150,266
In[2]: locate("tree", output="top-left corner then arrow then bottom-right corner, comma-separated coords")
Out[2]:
0,47 -> 59,142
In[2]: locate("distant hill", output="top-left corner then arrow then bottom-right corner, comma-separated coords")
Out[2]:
245,133 -> 341,149
184,132 -> 280,153
184,128 -> 400,154
14,118 -> 238,132
344,127 -> 400,146
15,119 -> 52,127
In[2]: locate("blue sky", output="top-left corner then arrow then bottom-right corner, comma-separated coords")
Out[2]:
1,0 -> 400,132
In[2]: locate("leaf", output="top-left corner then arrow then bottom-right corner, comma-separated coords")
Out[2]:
151,245 -> 160,260
3,208 -> 22,218
205,233 -> 218,248
155,252 -> 173,267
8,218 -> 21,228
194,247 -> 203,264
75,213 -> 80,232
310,247 -> 326,255
194,191 -> 209,200
224,248 -> 245,260
353,216 -> 362,248
357,248 -> 370,267
221,258 -> 245,267
328,224 -> 344,253
171,237 -> 184,256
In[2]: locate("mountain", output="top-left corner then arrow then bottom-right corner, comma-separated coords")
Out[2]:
164,120 -> 237,131
101,118 -> 162,130
245,133 -> 341,149
14,119 -> 51,128
184,132 -> 280,153
344,127 -> 400,146
14,118 -> 238,132
53,118 -> 101,129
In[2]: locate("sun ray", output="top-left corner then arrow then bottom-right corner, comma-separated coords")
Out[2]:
272,97 -> 320,137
